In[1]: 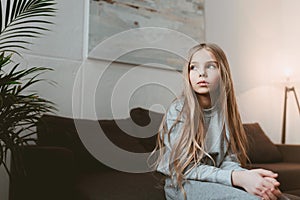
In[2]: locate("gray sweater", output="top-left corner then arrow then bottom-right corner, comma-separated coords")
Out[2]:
157,99 -> 245,186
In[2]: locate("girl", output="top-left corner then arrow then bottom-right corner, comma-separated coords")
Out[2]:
154,43 -> 282,200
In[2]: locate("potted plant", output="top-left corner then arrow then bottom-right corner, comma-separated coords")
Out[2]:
0,0 -> 56,180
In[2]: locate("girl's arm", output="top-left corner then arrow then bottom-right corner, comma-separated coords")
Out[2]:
158,142 -> 235,186
219,152 -> 245,171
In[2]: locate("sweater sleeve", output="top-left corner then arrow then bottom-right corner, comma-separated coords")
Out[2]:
220,153 -> 246,171
157,101 -> 237,186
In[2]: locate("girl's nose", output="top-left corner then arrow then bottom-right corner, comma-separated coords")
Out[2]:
196,68 -> 206,77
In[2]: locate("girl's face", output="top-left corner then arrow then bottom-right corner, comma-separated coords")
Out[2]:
189,49 -> 221,95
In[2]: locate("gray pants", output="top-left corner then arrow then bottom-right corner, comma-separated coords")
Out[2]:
164,178 -> 260,200
164,178 -> 300,200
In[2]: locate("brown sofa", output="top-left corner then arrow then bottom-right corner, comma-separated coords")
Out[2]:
9,108 -> 300,200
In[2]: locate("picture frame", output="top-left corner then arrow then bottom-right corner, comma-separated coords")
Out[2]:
88,0 -> 205,71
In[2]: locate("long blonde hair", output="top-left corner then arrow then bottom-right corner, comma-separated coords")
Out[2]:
153,43 -> 248,195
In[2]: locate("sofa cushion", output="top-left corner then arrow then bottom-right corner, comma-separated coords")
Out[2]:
130,107 -> 164,127
244,123 -> 283,163
37,115 -> 146,172
130,107 -> 164,152
98,119 -> 148,153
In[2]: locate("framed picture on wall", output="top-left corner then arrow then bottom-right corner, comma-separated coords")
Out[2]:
88,0 -> 205,71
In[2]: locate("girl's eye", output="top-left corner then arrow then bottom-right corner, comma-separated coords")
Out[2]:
189,65 -> 195,70
206,64 -> 217,69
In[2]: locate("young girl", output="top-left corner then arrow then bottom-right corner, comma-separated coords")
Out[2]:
154,43 -> 282,200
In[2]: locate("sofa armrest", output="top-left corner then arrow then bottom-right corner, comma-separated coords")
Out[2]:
20,145 -> 75,173
276,144 -> 300,163
10,145 -> 75,200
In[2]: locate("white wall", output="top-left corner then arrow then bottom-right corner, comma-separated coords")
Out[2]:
2,0 -> 300,199
205,0 -> 300,144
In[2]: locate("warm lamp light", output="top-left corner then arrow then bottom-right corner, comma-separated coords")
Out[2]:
284,68 -> 292,80
281,75 -> 300,144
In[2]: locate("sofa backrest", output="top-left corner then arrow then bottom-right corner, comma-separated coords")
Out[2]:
243,123 -> 283,163
37,108 -> 283,173
37,108 -> 164,172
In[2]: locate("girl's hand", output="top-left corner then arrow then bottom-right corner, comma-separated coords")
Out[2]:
263,177 -> 282,199
232,169 -> 281,200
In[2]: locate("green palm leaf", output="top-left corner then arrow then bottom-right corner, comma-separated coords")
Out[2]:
0,0 -> 56,178
0,53 -> 57,177
0,0 -> 56,53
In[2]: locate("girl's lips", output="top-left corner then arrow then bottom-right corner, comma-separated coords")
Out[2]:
197,80 -> 208,86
